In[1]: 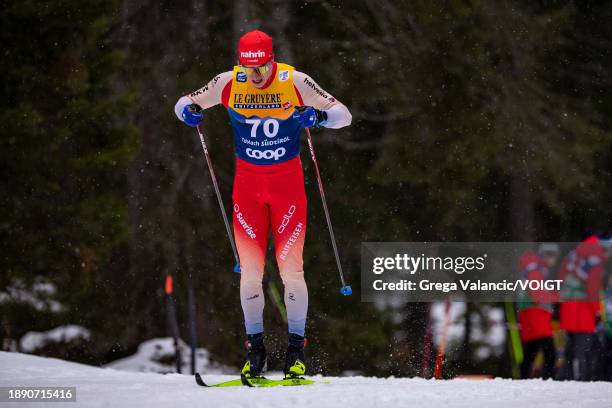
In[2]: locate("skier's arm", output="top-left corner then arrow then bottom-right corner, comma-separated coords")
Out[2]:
586,261 -> 604,302
293,71 -> 352,129
174,71 -> 233,122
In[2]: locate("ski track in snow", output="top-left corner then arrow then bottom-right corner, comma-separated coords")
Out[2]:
1,351 -> 611,408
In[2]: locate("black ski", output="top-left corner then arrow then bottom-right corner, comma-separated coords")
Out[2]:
195,373 -> 208,387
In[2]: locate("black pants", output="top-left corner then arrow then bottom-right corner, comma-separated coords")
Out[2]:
564,332 -> 597,381
521,337 -> 555,379
605,337 -> 612,381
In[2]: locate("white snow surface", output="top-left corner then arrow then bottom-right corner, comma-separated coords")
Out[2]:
1,351 -> 611,408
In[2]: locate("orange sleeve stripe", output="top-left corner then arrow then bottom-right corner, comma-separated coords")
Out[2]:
221,80 -> 232,108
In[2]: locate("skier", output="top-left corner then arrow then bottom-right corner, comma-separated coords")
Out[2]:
603,269 -> 612,381
516,244 -> 559,379
174,30 -> 351,380
596,235 -> 612,380
558,235 -> 607,380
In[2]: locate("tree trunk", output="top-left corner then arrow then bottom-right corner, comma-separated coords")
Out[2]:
509,169 -> 536,241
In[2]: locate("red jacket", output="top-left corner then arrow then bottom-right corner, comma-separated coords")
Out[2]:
517,251 -> 557,342
559,237 -> 606,333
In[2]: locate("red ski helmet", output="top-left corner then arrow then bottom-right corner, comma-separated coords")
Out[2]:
238,30 -> 274,66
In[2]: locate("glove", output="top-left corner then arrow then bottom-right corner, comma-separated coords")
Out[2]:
292,106 -> 327,128
182,104 -> 204,127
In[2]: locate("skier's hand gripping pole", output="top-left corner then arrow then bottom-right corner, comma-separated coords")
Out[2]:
304,128 -> 352,296
195,125 -> 241,273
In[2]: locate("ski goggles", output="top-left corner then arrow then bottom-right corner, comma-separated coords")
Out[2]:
239,61 -> 273,76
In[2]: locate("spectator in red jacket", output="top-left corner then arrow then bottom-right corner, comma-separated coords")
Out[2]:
517,244 -> 559,379
558,235 -> 607,380
603,265 -> 612,381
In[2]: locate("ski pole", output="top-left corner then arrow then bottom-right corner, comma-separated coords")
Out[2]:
164,274 -> 182,373
267,276 -> 288,323
504,300 -> 523,378
186,280 -> 198,375
421,302 -> 433,378
434,298 -> 452,379
195,125 -> 241,273
304,128 -> 351,296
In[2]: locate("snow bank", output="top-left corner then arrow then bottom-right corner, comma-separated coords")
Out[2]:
1,351 -> 611,408
104,337 -> 232,374
20,325 -> 91,352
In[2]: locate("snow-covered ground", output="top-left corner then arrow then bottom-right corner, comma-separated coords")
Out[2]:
1,351 -> 611,408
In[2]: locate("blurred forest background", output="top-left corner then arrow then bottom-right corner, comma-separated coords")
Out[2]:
1,0 -> 611,377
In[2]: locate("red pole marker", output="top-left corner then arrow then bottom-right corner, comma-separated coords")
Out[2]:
165,275 -> 174,295
434,298 -> 452,379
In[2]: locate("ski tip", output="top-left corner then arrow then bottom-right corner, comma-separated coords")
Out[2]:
195,372 -> 208,387
233,263 -> 241,273
340,285 -> 352,296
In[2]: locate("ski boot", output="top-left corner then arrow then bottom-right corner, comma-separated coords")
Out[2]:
283,333 -> 306,379
242,333 -> 267,379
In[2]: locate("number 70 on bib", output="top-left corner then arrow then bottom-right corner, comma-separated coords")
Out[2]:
245,118 -> 279,138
